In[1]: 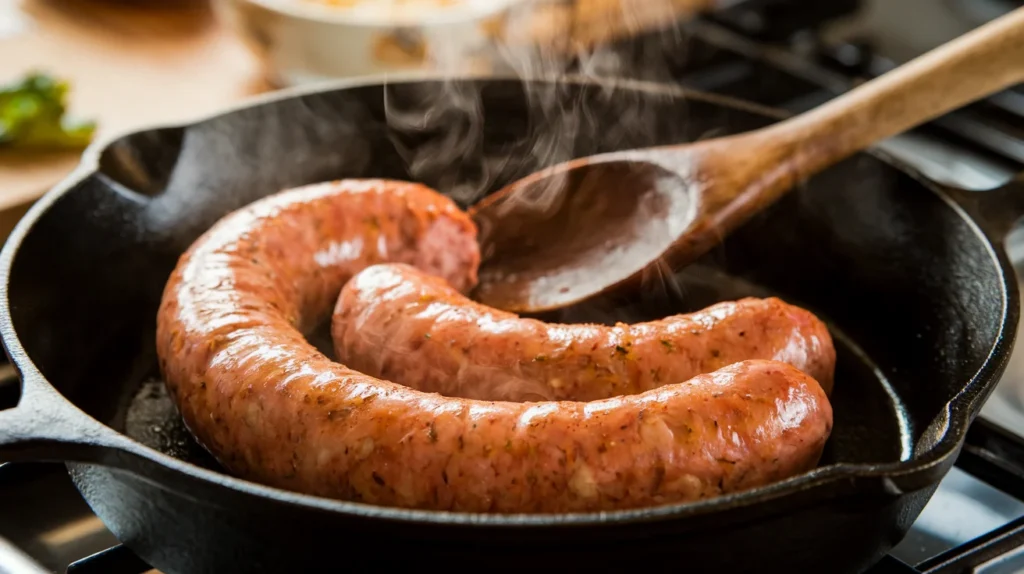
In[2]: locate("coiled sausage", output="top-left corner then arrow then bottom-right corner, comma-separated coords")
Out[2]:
156,179 -> 834,513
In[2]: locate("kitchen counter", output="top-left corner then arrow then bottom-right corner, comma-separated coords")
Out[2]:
0,0 -> 270,221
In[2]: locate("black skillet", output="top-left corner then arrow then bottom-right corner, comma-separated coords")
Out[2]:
0,76 -> 1023,574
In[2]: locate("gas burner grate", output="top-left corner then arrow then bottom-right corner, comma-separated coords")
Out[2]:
814,39 -> 1024,167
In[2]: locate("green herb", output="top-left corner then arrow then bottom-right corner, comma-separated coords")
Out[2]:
0,72 -> 96,150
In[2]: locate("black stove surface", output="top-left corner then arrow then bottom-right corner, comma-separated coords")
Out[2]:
2,1 -> 1024,572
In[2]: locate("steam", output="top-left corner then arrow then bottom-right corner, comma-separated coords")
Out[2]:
381,0 -> 702,323
382,0 -> 695,209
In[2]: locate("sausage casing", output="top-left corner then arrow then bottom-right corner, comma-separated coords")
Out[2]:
333,263 -> 835,402
156,179 -> 834,513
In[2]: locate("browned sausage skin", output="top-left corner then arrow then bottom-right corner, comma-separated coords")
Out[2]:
156,179 -> 834,513
333,263 -> 835,402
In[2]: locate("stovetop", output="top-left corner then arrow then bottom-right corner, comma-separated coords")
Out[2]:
2,1 -> 1024,573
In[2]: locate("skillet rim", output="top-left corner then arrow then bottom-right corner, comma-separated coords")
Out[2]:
0,71 -> 1017,526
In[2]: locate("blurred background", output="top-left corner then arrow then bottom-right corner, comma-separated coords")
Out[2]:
2,1 -> 1024,573
2,0 -> 1021,247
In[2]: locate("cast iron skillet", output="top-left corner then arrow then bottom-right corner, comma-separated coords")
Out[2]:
0,75 -> 1023,574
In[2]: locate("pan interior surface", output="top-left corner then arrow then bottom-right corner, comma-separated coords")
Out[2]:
3,78 -> 1007,512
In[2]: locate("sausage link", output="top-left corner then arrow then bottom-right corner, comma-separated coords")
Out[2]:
156,179 -> 833,513
332,263 -> 835,402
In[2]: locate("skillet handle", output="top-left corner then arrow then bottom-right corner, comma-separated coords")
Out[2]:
0,371 -> 138,467
945,172 -> 1024,241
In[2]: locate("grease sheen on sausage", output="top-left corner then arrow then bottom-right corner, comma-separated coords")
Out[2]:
156,179 -> 834,513
332,263 -> 835,402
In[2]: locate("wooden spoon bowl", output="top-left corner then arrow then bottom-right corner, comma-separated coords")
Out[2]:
471,155 -> 694,313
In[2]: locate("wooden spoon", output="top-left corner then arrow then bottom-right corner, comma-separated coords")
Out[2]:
469,6 -> 1024,314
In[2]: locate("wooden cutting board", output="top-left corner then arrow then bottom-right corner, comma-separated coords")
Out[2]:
0,0 -> 270,216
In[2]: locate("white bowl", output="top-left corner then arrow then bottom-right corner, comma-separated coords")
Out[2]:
214,0 -> 526,87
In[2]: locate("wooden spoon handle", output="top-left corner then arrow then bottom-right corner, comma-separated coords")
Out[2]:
755,6 -> 1024,187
